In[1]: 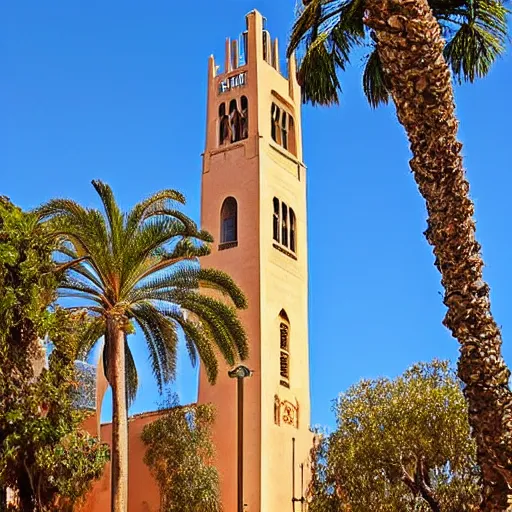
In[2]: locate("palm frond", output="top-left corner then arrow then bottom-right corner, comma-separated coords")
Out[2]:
100,335 -> 139,406
298,34 -> 343,105
125,337 -> 139,407
442,0 -> 508,83
91,180 -> 124,264
125,189 -> 186,238
167,291 -> 248,363
166,309 -> 220,384
197,268 -> 248,309
130,302 -> 178,391
67,262 -> 105,291
288,0 -> 366,105
362,46 -> 391,108
76,316 -> 106,361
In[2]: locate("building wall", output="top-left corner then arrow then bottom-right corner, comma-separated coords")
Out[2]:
80,412 -> 163,512
198,10 -> 313,512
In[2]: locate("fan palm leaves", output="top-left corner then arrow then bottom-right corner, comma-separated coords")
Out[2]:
289,0 -> 508,106
288,0 -> 511,509
36,180 -> 248,512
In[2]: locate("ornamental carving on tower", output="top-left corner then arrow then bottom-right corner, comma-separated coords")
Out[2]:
273,395 -> 299,428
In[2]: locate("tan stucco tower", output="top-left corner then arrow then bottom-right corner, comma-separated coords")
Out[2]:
198,10 -> 313,512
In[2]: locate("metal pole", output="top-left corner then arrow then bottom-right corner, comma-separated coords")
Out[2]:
292,437 -> 296,511
237,376 -> 244,512
300,463 -> 304,512
228,365 -> 251,512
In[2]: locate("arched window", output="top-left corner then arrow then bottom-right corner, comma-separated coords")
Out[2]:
279,310 -> 290,387
219,102 -> 231,146
281,203 -> 288,247
281,112 -> 288,150
220,197 -> 237,244
271,103 -> 281,145
241,95 -> 248,140
273,197 -> 280,242
230,99 -> 242,143
270,102 -> 297,155
289,208 -> 296,253
288,116 -> 296,156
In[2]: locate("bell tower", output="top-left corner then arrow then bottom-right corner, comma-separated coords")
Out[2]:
198,10 -> 313,511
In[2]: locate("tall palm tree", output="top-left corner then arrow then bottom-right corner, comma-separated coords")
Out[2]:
288,0 -> 511,509
36,181 -> 248,512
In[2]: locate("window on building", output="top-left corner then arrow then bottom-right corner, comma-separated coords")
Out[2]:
229,99 -> 241,143
219,102 -> 231,146
241,96 -> 248,140
273,197 -> 280,242
281,112 -> 288,150
220,197 -> 238,244
270,102 -> 297,156
271,104 -> 281,145
288,116 -> 296,156
279,310 -> 290,387
281,203 -> 288,247
289,208 -> 296,253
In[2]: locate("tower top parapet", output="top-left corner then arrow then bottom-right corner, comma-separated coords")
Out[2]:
207,10 -> 298,94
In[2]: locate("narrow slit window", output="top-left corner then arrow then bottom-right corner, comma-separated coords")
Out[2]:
288,116 -> 296,156
281,203 -> 288,247
241,96 -> 248,140
220,197 -> 238,244
271,103 -> 281,144
281,112 -> 288,150
273,198 -> 280,242
289,209 -> 296,253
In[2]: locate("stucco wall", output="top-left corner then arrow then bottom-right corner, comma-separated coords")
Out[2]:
81,412 -> 163,512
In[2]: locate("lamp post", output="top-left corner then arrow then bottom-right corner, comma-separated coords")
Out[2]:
228,365 -> 252,512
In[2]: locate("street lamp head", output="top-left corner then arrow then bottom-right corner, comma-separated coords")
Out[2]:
228,365 -> 253,379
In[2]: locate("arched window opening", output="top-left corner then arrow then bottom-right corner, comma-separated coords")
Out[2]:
279,310 -> 290,387
271,103 -> 281,145
289,209 -> 296,253
281,203 -> 288,247
288,116 -> 296,156
270,102 -> 297,155
229,99 -> 242,143
263,30 -> 271,63
220,197 -> 238,245
219,102 -> 231,146
273,198 -> 280,242
241,96 -> 248,140
281,112 -> 288,150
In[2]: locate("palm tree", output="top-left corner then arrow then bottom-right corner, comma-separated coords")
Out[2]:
36,180 -> 248,512
288,0 -> 511,509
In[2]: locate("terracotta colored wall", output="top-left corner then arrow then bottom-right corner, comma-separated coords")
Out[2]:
81,412 -> 163,512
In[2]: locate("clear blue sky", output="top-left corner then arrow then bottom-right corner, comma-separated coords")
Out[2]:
3,1 -> 511,428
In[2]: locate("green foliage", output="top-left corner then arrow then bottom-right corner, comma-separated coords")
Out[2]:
288,0 -> 509,107
308,360 -> 479,512
0,199 -> 108,511
141,394 -> 221,512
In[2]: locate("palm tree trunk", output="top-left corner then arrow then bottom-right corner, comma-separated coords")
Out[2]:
363,0 -> 512,509
107,317 -> 128,512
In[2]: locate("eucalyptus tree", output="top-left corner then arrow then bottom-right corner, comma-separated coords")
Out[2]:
288,1 -> 511,508
37,181 -> 248,512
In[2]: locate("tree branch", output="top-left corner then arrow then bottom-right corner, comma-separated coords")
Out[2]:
416,456 -> 441,512
399,454 -> 420,495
